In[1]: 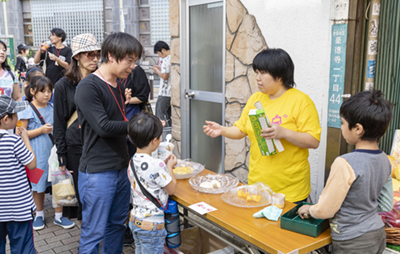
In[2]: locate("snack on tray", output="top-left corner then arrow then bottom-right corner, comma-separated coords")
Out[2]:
173,166 -> 194,174
222,182 -> 273,208
199,180 -> 222,189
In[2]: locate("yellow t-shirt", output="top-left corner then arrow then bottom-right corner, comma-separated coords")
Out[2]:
234,88 -> 321,202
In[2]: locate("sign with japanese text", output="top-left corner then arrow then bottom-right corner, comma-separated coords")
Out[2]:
328,24 -> 348,128
188,202 -> 217,215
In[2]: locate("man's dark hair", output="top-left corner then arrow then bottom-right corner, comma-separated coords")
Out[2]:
50,28 -> 67,42
340,89 -> 392,141
153,41 -> 170,54
101,32 -> 143,64
252,48 -> 295,89
128,112 -> 163,149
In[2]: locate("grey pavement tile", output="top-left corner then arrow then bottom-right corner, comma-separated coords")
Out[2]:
53,242 -> 79,253
33,239 -> 47,248
68,228 -> 81,237
61,235 -> 81,245
38,225 -> 64,235
35,241 -> 62,252
45,233 -> 72,244
40,250 -> 56,254
55,228 -> 74,235
123,249 -> 136,254
34,232 -> 56,241
57,251 -> 72,254
70,248 -> 79,254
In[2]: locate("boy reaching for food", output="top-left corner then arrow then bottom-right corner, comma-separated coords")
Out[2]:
298,90 -> 393,254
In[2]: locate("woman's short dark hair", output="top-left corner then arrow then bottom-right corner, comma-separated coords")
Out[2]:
153,41 -> 170,53
25,76 -> 53,102
101,32 -> 143,64
128,112 -> 163,149
252,48 -> 295,89
0,40 -> 15,80
50,28 -> 66,42
340,89 -> 392,141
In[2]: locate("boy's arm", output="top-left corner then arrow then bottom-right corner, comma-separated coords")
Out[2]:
16,127 -> 36,169
308,157 -> 356,219
163,155 -> 177,195
378,175 -> 393,212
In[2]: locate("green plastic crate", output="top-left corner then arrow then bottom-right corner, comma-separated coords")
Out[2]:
280,202 -> 330,237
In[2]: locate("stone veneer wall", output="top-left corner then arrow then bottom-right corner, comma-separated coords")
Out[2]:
169,0 -> 267,184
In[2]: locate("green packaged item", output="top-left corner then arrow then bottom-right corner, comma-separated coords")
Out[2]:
280,202 -> 330,237
248,109 -> 277,156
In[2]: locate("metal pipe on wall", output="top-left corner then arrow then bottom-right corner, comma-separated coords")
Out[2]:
3,2 -> 8,36
363,0 -> 381,90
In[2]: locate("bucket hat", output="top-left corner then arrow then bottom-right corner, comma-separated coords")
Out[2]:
71,33 -> 101,57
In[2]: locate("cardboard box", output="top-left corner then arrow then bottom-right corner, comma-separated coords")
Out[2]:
178,226 -> 233,254
248,109 -> 277,156
280,202 -> 330,237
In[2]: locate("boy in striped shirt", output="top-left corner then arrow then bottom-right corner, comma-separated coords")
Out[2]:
0,95 -> 37,254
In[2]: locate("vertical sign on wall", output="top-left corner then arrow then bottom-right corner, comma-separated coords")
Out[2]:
327,24 -> 348,128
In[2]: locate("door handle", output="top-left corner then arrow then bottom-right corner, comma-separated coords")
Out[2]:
341,94 -> 351,98
185,91 -> 195,99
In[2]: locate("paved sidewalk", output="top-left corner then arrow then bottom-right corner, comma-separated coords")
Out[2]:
6,194 -> 135,254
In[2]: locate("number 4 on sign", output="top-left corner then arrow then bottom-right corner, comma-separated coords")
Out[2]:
330,94 -> 341,104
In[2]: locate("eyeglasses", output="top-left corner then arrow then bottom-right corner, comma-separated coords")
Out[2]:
83,51 -> 100,59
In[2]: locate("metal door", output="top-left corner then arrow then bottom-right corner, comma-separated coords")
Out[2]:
181,0 -> 225,173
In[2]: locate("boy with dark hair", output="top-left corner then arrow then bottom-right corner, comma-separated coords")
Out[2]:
152,40 -> 171,126
127,112 -> 177,253
298,90 -> 393,254
34,27 -> 72,85
75,32 -> 143,253
0,95 -> 37,254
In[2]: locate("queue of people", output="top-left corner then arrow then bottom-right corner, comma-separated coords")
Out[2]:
0,27 -> 395,254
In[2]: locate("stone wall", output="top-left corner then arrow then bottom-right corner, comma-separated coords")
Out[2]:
169,0 -> 267,183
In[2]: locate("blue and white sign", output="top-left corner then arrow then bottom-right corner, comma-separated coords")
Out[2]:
328,24 -> 348,128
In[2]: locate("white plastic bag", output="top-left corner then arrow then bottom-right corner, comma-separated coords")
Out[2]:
48,145 -> 58,182
51,170 -> 77,206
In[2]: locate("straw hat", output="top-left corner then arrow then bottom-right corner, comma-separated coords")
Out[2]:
71,33 -> 101,57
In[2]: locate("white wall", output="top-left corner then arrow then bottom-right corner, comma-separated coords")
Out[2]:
240,0 -> 333,201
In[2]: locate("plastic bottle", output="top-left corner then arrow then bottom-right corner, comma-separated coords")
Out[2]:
165,199 -> 181,248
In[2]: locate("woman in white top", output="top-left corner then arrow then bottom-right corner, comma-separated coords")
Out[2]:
0,40 -> 22,101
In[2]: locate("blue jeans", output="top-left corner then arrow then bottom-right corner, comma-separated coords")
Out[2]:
129,220 -> 167,254
78,168 -> 130,254
0,220 -> 36,254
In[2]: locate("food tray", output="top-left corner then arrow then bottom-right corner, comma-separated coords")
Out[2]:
221,183 -> 273,208
173,159 -> 205,179
189,174 -> 239,194
280,202 -> 330,237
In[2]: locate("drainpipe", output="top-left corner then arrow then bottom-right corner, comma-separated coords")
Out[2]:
3,1 -> 8,35
364,0 -> 380,90
119,0 -> 125,32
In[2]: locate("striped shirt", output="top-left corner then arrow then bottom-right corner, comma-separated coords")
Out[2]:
0,130 -> 35,222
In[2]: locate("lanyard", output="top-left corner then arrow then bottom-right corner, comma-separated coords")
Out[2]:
55,47 -> 62,57
97,70 -> 127,122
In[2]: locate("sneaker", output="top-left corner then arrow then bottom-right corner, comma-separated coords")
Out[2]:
53,216 -> 75,229
123,226 -> 134,246
33,216 -> 45,231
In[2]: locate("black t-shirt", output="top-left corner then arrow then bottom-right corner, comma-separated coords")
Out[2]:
40,46 -> 72,85
75,74 -> 129,173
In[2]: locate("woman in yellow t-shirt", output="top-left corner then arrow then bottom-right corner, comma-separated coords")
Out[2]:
203,49 -> 321,202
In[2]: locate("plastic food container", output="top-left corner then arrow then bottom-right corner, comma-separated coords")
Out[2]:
221,182 -> 273,208
280,202 -> 330,237
173,159 -> 205,179
189,174 -> 239,194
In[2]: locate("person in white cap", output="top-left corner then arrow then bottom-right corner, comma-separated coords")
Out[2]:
53,33 -> 101,226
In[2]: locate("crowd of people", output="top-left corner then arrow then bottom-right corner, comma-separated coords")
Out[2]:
0,26 -> 395,254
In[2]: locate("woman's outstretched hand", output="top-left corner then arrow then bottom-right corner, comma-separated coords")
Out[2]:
203,120 -> 222,138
